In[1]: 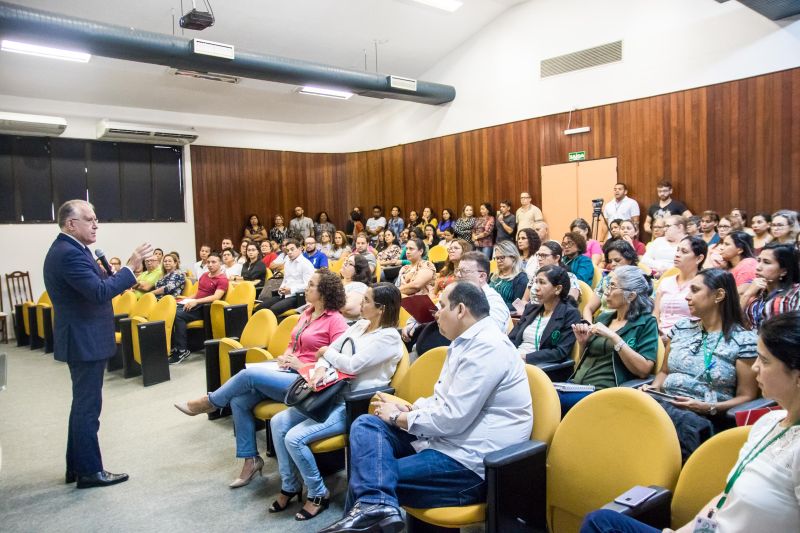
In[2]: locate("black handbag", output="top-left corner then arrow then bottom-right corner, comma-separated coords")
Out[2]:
284,337 -> 354,423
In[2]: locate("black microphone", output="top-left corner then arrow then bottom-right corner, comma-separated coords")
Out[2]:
95,248 -> 113,275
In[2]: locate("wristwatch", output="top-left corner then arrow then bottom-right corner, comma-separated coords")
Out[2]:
708,403 -> 717,416
613,339 -> 626,352
389,411 -> 401,427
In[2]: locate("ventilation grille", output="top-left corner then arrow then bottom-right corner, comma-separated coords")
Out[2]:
540,40 -> 623,78
737,0 -> 800,20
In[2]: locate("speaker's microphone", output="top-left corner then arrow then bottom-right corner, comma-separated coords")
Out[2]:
95,248 -> 113,275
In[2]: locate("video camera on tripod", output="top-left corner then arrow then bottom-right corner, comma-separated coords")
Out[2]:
591,199 -> 605,239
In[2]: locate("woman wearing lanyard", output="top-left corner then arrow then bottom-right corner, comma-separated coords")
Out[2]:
174,270 -> 348,488
644,269 -> 758,460
581,310 -> 800,533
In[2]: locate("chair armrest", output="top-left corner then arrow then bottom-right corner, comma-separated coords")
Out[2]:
726,397 -> 778,420
343,385 -> 396,403
536,359 -> 574,383
484,440 -> 548,533
601,485 -> 672,530
621,377 -> 654,388
343,386 -> 396,430
227,347 -> 250,377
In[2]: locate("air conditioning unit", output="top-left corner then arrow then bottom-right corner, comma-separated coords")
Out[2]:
0,111 -> 67,136
96,120 -> 198,145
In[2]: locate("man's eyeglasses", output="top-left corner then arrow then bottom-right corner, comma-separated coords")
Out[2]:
455,268 -> 484,276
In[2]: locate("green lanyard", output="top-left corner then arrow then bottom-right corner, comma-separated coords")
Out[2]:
701,330 -> 723,384
716,418 -> 800,509
533,315 -> 544,351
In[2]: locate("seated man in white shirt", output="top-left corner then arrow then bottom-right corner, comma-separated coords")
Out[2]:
641,215 -> 687,275
259,239 -> 314,316
318,281 -> 533,533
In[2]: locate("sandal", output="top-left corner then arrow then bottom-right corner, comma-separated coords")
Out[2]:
269,489 -> 301,513
295,494 -> 330,521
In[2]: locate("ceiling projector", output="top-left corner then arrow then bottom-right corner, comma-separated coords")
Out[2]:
180,8 -> 214,30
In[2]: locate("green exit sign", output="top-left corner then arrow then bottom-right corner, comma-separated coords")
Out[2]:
568,151 -> 586,161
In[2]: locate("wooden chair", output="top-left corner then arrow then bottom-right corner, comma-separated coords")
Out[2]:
5,271 -> 33,346
0,281 -> 8,344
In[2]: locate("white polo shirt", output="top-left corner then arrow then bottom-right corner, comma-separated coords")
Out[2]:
603,196 -> 640,222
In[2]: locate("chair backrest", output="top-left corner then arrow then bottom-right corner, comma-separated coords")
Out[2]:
526,364 -> 561,446
546,388 -> 681,533
394,346 -> 447,401
131,292 -> 157,319
671,426 -> 750,528
240,309 -> 278,347
5,270 -> 33,309
267,314 -> 301,355
427,244 -> 449,264
397,306 -> 412,328
489,259 -> 498,274
228,282 -> 256,316
591,265 -> 603,289
36,292 -> 53,337
112,291 -> 137,316
374,262 -> 382,282
577,281 -> 593,315
389,345 -> 411,389
181,278 -> 196,297
328,257 -> 344,274
131,295 -> 177,361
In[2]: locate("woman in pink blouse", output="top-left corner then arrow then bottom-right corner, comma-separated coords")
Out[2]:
719,231 -> 758,295
472,202 -> 496,259
175,269 -> 348,488
571,218 -> 603,265
654,236 -> 707,338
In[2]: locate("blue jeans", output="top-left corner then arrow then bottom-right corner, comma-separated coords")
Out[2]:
208,367 -> 299,457
345,415 -> 486,511
271,404 -> 346,498
580,509 -> 661,533
557,389 -> 594,417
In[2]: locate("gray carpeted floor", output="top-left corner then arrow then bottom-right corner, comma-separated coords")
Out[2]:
0,344 -> 352,533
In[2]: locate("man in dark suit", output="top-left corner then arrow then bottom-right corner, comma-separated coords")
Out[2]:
44,200 -> 151,489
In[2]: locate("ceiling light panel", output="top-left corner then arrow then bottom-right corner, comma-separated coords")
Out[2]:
409,0 -> 464,12
1,39 -> 91,62
298,86 -> 353,100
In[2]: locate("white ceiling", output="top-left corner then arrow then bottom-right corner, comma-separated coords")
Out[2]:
0,0 -> 527,123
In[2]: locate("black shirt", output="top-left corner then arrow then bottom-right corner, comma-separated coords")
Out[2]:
647,199 -> 688,221
495,213 -> 517,242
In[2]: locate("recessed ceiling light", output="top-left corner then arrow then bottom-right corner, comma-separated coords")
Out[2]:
1,39 -> 91,63
298,86 -> 353,100
410,0 -> 463,12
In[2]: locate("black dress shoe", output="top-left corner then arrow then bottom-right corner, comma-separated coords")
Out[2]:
65,470 -> 76,484
317,502 -> 404,533
76,470 -> 129,489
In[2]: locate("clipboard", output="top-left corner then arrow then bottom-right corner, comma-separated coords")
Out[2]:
400,294 -> 438,324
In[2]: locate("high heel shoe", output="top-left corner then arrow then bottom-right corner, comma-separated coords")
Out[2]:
229,456 -> 264,488
268,489 -> 302,513
295,494 -> 330,521
174,395 -> 217,416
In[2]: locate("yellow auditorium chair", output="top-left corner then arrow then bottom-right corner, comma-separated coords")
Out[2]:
591,264 -> 603,289
126,295 -> 178,386
374,262 -> 382,283
427,244 -> 449,265
22,291 -> 49,351
489,259 -> 498,275
181,278 -> 198,297
397,306 -> 412,328
545,388 -> 681,533
537,339 -> 580,383
404,364 -> 562,532
598,425 -> 750,530
576,280 -> 594,316
116,293 -> 157,376
203,309 -> 277,419
107,291 -> 137,370
210,281 -> 256,340
328,257 -> 345,274
33,291 -> 54,353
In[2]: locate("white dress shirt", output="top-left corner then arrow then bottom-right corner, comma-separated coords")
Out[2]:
406,317 -> 532,479
280,254 -> 315,295
603,196 -> 640,222
483,284 -> 511,331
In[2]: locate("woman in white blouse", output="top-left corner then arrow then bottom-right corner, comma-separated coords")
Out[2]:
268,283 -> 404,522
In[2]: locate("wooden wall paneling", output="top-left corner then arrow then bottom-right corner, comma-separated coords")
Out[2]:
455,128 -> 490,213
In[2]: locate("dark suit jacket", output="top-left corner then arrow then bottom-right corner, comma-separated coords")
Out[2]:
508,300 -> 581,365
43,233 -> 136,363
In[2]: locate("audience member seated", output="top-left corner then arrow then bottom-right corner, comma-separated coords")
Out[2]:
770,209 -> 799,245
317,231 -> 333,258
387,205 -> 405,238
641,215 -> 687,276
260,241 -> 278,269
289,206 -> 315,240
685,214 -> 701,237
516,227 -> 542,282
563,266 -> 658,414
523,241 -> 581,304
750,212 -> 773,253
494,200 -> 517,243
302,236 -> 329,270
406,209 -> 420,231
719,231 -> 757,294
236,239 -> 250,265
221,238 -> 237,258
317,281 -> 532,533
377,229 -> 402,266
436,208 -> 454,238
605,218 -> 623,243
192,244 -> 211,280
243,214 -> 268,244
488,240 -> 529,311
729,207 -> 754,236
396,238 -> 436,297
365,205 -> 386,246
441,226 -> 456,245
419,206 -> 438,229
260,239 -> 315,315
619,219 -> 646,256
561,231 -> 595,286
422,224 -> 439,248
432,239 -> 472,298
170,252 -> 228,364
453,204 -> 476,241
134,255 -> 162,298
174,270 -> 348,487
471,202 -> 496,258
570,218 -> 603,265
221,249 -> 242,279
583,240 -> 639,322
269,214 -> 288,244
704,215 -> 733,269
352,233 -> 377,273
654,236 -> 706,338
340,255 -> 372,321
237,243 -> 267,288
152,248 -> 165,275
328,231 -> 351,261
741,243 -> 800,330
700,210 -> 721,245
314,211 -> 336,240
644,268 -> 758,460
581,311 -> 800,533
152,252 -> 185,299
509,265 -> 580,365
270,283 -> 403,521
646,217 -> 665,244
268,242 -> 287,278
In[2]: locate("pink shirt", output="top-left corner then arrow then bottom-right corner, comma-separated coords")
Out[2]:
730,258 -> 757,287
657,274 -> 694,335
288,307 -> 348,364
583,239 -> 603,259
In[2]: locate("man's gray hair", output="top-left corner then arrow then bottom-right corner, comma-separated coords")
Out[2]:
614,265 -> 654,321
447,281 -> 490,320
57,199 -> 93,229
